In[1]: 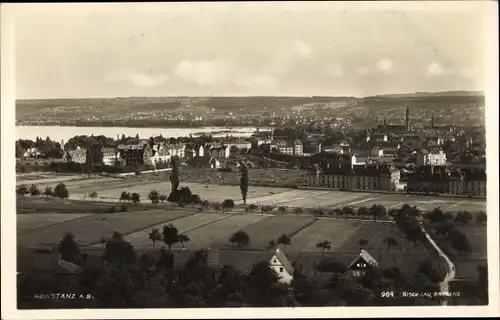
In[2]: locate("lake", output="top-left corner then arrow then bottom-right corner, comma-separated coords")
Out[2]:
16,125 -> 273,142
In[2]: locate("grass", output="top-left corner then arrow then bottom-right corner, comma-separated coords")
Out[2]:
175,214 -> 268,250
17,209 -> 193,247
288,219 -> 364,252
213,215 -> 316,250
430,223 -> 487,280
121,212 -> 229,249
17,214 -> 92,233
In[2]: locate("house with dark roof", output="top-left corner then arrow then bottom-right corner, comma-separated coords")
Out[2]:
348,249 -> 379,277
269,248 -> 295,285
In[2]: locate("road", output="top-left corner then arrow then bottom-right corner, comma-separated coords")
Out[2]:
421,225 -> 456,306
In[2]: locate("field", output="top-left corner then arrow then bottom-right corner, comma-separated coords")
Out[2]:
17,209 -> 193,247
444,225 -> 487,280
212,215 -> 317,250
17,214 -> 91,233
18,173 -> 487,212
107,212 -> 229,249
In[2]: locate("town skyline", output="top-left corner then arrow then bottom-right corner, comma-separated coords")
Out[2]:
14,3 -> 487,99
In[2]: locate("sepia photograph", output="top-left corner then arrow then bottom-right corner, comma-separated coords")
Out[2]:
1,1 -> 499,318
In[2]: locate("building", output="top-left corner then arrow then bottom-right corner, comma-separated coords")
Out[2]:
416,148 -> 447,166
270,140 -> 303,155
116,141 -> 152,167
406,165 -> 450,193
305,164 -> 400,191
293,140 -> 303,156
66,147 -> 86,164
166,143 -> 186,159
348,249 -> 379,277
102,148 -> 118,166
22,147 -> 42,158
269,248 -> 294,285
448,167 -> 486,197
208,145 -> 230,160
149,143 -> 172,166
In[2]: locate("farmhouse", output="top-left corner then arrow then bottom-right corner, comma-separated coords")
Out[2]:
269,248 -> 295,285
348,249 -> 379,277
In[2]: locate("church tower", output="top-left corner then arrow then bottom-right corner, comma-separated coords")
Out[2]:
405,105 -> 410,131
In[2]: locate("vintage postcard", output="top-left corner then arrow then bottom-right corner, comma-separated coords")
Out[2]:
1,1 -> 499,319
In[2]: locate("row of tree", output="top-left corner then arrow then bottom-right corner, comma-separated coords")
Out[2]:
16,182 -> 69,199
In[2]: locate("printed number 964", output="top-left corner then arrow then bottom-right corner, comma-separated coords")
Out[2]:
381,291 -> 396,298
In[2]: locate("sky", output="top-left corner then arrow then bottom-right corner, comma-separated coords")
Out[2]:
12,2 -> 489,99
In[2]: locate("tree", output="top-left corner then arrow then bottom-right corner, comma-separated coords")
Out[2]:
162,224 -> 180,250
239,162 -> 249,204
54,182 -> 69,199
222,199 -> 235,213
247,203 -> 258,212
316,240 -> 332,262
357,206 -> 369,218
158,194 -> 167,203
58,232 -> 80,263
277,234 -> 291,252
29,184 -> 40,196
16,185 -> 29,197
212,202 -> 222,212
342,206 -> 354,218
189,194 -> 202,208
454,211 -> 473,224
476,211 -> 487,224
229,230 -> 250,248
43,186 -> 53,197
148,189 -> 160,204
383,237 -> 400,251
119,191 -> 131,202
450,232 -> 472,257
131,192 -> 140,204
293,207 -> 303,215
178,234 -> 190,249
102,233 -> 137,267
369,204 -> 387,221
170,156 -> 180,191
89,191 -> 98,200
334,208 -> 343,216
148,228 -> 162,246
278,206 -> 287,214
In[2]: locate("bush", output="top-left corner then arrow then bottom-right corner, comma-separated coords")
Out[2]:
108,206 -> 116,213
53,183 -> 69,199
131,193 -> 140,204
43,187 -> 53,197
121,205 -> 128,212
29,184 -> 40,196
135,170 -> 142,176
16,185 -> 29,197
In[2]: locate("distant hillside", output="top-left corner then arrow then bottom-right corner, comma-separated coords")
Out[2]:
365,91 -> 484,99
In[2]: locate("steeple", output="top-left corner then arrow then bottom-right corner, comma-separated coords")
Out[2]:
405,105 -> 410,131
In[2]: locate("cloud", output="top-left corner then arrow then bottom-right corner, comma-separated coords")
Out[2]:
293,41 -> 313,58
376,58 -> 394,73
427,62 -> 451,77
234,74 -> 278,88
105,71 -> 169,88
357,66 -> 370,76
173,59 -> 233,86
323,64 -> 343,79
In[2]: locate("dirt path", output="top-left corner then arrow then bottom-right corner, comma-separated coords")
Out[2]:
421,225 -> 456,306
